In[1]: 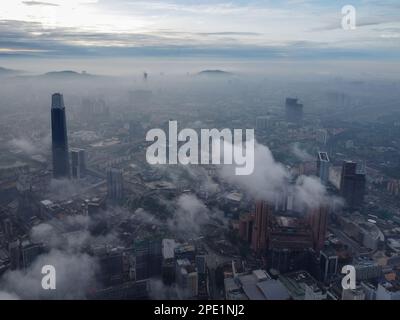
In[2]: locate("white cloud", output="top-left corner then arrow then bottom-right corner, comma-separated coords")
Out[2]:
219,141 -> 342,212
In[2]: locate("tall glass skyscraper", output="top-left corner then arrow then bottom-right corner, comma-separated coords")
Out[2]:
317,151 -> 330,185
51,93 -> 70,178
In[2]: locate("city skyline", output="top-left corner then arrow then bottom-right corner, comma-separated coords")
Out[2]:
0,0 -> 400,304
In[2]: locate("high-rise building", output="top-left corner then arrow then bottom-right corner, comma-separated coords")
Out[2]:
275,188 -> 290,212
70,148 -> 86,179
340,161 -> 366,209
316,129 -> 328,145
195,255 -> 207,274
354,257 -> 382,281
320,248 -> 338,282
106,168 -> 124,203
21,242 -> 44,269
285,98 -> 303,124
251,201 -> 272,253
9,239 -> 21,270
175,259 -> 198,298
308,206 -> 328,252
133,239 -> 162,280
317,152 -> 330,185
51,93 -> 70,179
3,218 -> 13,240
97,249 -> 133,286
162,239 -> 178,285
239,213 -> 254,243
256,116 -> 271,131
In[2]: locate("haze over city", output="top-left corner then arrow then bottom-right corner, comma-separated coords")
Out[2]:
0,0 -> 400,303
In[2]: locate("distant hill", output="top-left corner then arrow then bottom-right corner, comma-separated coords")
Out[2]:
197,70 -> 233,76
42,70 -> 94,78
0,66 -> 21,76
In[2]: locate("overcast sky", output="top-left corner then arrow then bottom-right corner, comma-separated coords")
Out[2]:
0,0 -> 399,62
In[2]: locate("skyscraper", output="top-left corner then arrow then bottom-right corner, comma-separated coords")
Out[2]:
320,248 -> 338,282
21,242 -> 44,270
340,161 -> 366,209
285,98 -> 303,124
51,93 -> 70,179
308,206 -> 328,252
9,239 -> 21,270
239,213 -> 254,243
107,168 -> 124,203
317,151 -> 330,185
70,148 -> 86,179
251,200 -> 272,253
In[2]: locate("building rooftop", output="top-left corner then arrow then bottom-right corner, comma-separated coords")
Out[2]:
318,151 -> 330,162
162,239 -> 177,260
51,93 -> 65,109
279,271 -> 323,300
252,269 -> 270,281
239,274 -> 266,300
257,279 -> 290,300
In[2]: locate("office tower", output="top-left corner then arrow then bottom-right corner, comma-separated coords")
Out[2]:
106,168 -> 124,203
239,213 -> 254,243
251,201 -> 272,253
162,239 -> 178,285
51,93 -> 70,178
274,188 -> 288,212
134,240 -> 162,280
256,116 -> 271,131
70,148 -> 86,179
316,129 -> 328,145
285,98 -> 303,124
176,259 -> 198,298
268,248 -> 313,274
320,248 -> 338,282
3,218 -> 13,240
317,151 -> 330,185
9,239 -> 21,270
195,255 -> 207,274
340,161 -> 366,209
309,206 -> 328,252
21,242 -> 43,269
354,257 -> 382,281
98,249 -> 133,286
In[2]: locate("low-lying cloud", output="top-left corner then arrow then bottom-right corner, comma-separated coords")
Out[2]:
220,141 -> 342,212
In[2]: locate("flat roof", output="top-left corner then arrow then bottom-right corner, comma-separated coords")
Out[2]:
257,279 -> 291,300
162,239 -> 177,260
318,152 -> 330,162
239,274 -> 265,300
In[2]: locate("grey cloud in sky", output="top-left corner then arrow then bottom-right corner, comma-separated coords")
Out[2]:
22,1 -> 59,6
0,0 -> 399,60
